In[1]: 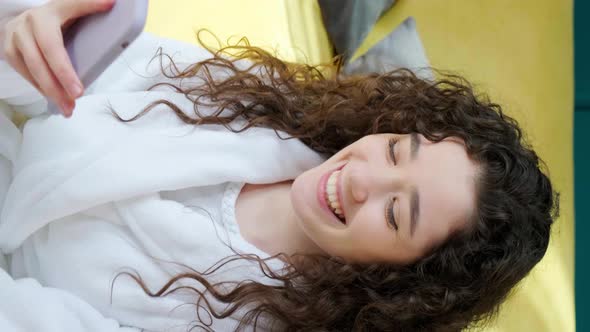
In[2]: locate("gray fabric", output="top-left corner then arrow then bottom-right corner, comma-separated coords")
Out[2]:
318,0 -> 395,60
343,17 -> 433,80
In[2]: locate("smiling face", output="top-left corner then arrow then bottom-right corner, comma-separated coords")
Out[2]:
290,133 -> 480,264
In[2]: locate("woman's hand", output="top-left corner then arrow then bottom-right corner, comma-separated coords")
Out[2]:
2,0 -> 116,117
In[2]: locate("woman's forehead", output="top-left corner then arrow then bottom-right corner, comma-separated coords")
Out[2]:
409,137 -> 478,249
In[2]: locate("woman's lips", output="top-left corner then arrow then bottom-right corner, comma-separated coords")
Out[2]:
317,162 -> 347,227
335,165 -> 346,221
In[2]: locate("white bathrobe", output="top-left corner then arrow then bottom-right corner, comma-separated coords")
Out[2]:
0,6 -> 325,331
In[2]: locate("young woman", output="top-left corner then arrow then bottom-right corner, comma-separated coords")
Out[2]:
0,1 -> 558,331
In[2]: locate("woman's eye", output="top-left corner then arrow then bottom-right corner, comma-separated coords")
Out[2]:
386,199 -> 398,231
388,138 -> 397,164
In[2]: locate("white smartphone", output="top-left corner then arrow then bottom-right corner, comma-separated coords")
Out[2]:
48,0 -> 148,115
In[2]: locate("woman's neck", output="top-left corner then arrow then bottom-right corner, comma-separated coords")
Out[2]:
235,181 -> 325,259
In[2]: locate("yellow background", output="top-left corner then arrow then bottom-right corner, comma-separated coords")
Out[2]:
145,1 -> 575,331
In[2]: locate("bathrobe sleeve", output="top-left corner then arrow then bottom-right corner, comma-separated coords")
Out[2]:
0,0 -> 52,242
0,3 -> 150,331
0,0 -> 36,268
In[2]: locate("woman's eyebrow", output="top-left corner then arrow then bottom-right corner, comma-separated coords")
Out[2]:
409,133 -> 421,237
410,188 -> 420,237
410,132 -> 420,161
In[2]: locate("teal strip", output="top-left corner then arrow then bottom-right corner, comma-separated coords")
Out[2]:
576,1 -> 590,109
575,111 -> 589,332
575,2 -> 589,331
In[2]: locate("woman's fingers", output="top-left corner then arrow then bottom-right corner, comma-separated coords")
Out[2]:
33,16 -> 83,101
52,0 -> 116,24
2,0 -> 117,117
3,38 -> 38,90
13,22 -> 74,116
42,0 -> 116,100
2,20 -> 39,91
5,49 -> 43,95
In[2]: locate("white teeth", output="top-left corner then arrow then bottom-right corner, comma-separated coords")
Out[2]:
327,184 -> 336,193
328,194 -> 337,203
328,175 -> 336,185
325,170 -> 344,221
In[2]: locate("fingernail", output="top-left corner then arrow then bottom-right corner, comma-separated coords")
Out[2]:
61,101 -> 71,117
68,83 -> 83,98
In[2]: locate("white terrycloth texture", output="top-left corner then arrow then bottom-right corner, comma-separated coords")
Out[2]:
1,89 -> 324,251
0,268 -> 137,332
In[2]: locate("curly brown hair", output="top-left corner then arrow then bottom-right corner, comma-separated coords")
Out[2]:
113,37 -> 559,331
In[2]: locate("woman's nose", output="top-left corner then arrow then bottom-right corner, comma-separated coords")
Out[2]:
350,173 -> 369,203
349,167 -> 404,203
